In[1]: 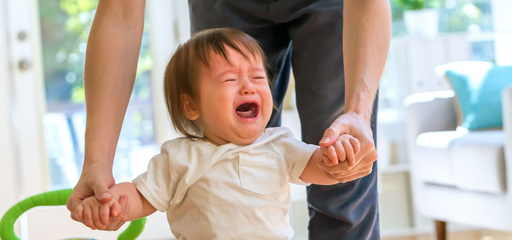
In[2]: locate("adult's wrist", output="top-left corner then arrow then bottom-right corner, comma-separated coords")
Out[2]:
344,87 -> 376,124
83,135 -> 116,168
343,108 -> 372,125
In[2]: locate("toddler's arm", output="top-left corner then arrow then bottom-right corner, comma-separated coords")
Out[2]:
76,182 -> 156,230
109,182 -> 157,220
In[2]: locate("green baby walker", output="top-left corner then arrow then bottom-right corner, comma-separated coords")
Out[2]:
0,189 -> 146,240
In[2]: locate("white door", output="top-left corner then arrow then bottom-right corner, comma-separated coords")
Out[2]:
0,0 -> 22,232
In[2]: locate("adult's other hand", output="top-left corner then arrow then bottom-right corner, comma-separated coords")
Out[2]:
318,112 -> 378,182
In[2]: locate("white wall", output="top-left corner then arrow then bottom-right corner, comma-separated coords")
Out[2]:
492,0 -> 512,65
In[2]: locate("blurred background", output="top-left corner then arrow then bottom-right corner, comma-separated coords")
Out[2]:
1,0 -> 511,239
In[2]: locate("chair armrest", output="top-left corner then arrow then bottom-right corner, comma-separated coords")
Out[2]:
504,86 -> 512,157
502,87 -> 512,195
403,91 -> 458,145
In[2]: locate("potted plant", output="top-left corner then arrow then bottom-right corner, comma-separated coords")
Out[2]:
396,0 -> 441,37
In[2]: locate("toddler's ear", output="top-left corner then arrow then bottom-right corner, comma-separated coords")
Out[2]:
180,94 -> 200,120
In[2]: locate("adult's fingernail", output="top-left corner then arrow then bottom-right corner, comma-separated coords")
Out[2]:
101,192 -> 112,199
320,137 -> 330,144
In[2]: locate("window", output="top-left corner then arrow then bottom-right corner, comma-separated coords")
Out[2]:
38,0 -> 158,189
390,0 -> 493,37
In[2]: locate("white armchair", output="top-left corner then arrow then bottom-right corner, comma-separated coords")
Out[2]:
404,86 -> 512,239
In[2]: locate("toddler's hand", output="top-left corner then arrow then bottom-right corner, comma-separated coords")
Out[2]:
321,134 -> 360,167
75,195 -> 127,230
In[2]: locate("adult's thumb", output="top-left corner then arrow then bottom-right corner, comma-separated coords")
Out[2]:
319,122 -> 343,147
94,185 -> 112,203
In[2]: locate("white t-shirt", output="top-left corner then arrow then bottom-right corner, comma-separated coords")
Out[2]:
133,127 -> 318,240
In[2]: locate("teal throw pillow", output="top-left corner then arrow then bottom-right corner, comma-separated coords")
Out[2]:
445,62 -> 512,130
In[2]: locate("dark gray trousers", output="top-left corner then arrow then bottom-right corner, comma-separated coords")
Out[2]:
188,0 -> 380,239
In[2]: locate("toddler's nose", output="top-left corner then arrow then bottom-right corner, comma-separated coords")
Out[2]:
240,80 -> 256,95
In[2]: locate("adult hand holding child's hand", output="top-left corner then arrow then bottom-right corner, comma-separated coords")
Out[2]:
318,112 -> 378,183
67,161 -> 129,230
321,134 -> 360,167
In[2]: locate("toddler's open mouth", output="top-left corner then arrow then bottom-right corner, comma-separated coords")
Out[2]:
235,102 -> 259,118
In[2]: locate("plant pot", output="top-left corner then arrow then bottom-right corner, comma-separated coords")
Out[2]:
403,9 -> 439,37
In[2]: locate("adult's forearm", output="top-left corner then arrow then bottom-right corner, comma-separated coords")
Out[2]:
83,0 -> 146,167
343,0 -> 391,122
